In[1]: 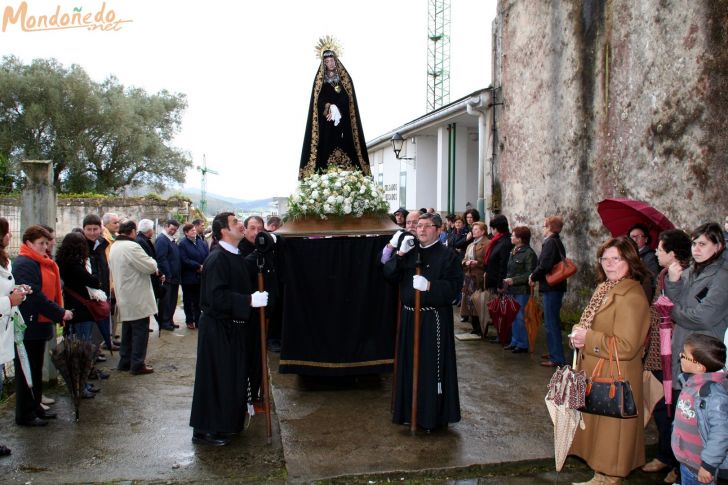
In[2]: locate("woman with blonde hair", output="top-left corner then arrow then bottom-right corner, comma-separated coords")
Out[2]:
568,237 -> 651,484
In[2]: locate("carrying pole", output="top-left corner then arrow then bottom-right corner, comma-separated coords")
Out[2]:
257,266 -> 273,443
410,251 -> 422,434
390,288 -> 401,413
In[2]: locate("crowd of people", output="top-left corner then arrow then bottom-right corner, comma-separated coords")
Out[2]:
0,213 -> 284,453
2,205 -> 728,483
387,207 -> 728,484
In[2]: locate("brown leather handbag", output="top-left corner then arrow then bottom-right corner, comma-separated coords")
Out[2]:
545,247 -> 577,285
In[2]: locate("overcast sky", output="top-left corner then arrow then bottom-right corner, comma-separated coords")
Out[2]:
3,0 -> 497,200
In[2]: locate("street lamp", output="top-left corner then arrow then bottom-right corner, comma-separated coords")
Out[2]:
391,132 -> 414,160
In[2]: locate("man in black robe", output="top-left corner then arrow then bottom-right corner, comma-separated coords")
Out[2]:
384,212 -> 463,431
189,212 -> 269,446
299,44 -> 370,179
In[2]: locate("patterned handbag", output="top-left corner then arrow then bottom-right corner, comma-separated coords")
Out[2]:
580,338 -> 638,419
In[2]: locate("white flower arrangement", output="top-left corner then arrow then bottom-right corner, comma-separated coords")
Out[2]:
287,168 -> 389,220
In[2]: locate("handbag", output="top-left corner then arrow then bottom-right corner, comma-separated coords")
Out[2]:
545,245 -> 577,286
580,338 -> 638,419
64,286 -> 111,321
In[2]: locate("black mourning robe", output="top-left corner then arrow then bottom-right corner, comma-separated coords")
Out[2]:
383,242 -> 464,429
299,56 -> 370,179
189,246 -> 255,434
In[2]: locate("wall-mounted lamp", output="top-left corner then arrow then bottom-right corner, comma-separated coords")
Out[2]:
391,132 -> 414,160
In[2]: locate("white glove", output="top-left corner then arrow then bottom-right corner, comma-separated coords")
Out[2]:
251,291 -> 269,308
413,275 -> 429,292
399,235 -> 415,255
389,230 -> 403,248
329,104 -> 342,126
269,233 -> 277,244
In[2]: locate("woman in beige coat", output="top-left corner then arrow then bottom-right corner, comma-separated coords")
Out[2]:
568,237 -> 651,485
460,221 -> 489,336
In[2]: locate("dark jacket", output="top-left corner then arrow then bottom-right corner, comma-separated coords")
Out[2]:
179,236 -> 209,285
530,233 -> 567,293
136,232 -> 165,299
12,256 -> 66,341
639,246 -> 660,277
155,233 -> 181,284
57,259 -> 102,324
87,237 -> 110,294
505,245 -> 537,295
485,233 -> 514,290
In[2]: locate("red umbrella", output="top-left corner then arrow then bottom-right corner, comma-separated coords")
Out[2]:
488,293 -> 520,345
596,199 -> 675,249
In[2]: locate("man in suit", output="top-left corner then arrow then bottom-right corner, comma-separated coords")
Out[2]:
155,219 -> 181,331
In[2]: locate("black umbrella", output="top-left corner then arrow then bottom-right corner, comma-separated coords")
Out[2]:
50,335 -> 98,421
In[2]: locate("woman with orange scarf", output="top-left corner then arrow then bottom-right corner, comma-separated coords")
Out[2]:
12,225 -> 73,427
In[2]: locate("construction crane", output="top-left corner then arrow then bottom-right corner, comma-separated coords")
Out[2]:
427,0 -> 451,112
196,154 -> 219,215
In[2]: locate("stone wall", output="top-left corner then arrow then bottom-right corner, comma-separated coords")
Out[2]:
0,196 -> 190,256
494,0 -> 728,307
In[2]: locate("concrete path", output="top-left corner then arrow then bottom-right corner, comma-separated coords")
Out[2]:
0,308 -> 662,484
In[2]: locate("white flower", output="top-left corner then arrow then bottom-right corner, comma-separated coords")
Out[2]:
336,195 -> 344,204
310,190 -> 319,199
323,203 -> 332,212
326,195 -> 336,204
343,205 -> 352,214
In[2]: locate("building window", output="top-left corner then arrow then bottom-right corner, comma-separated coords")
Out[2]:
399,170 -> 407,207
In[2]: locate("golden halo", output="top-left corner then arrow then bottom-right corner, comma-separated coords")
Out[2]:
315,35 -> 343,60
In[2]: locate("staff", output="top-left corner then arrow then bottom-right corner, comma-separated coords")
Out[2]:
410,248 -> 422,434
256,243 -> 273,443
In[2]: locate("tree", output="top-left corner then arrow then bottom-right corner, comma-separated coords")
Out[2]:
0,56 -> 191,194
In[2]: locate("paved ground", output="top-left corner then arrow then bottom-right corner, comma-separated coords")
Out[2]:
0,307 -> 668,484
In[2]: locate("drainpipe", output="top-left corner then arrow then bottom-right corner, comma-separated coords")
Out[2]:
466,94 -> 487,221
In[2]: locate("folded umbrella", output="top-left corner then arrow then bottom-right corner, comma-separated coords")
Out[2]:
653,295 -> 674,415
11,311 -> 33,397
545,350 -> 587,472
488,293 -> 520,345
524,286 -> 542,353
50,335 -> 98,421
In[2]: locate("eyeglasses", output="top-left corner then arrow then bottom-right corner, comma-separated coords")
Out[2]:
630,234 -> 647,240
416,224 -> 436,229
680,352 -> 699,364
599,257 -> 623,265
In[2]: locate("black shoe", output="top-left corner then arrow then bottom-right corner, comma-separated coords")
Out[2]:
148,328 -> 154,333
512,347 -> 529,354
0,445 -> 10,456
17,417 -> 48,427
173,324 -> 180,329
37,411 -> 57,420
159,324 -> 175,331
192,432 -> 229,446
503,345 -> 516,351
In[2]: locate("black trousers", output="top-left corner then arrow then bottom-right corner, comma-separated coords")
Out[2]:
181,283 -> 201,326
15,339 -> 46,423
118,317 -> 150,371
158,283 -> 179,327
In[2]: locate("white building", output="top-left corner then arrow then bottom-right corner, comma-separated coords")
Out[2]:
366,88 -> 494,219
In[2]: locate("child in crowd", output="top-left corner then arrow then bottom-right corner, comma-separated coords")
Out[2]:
672,333 -> 728,485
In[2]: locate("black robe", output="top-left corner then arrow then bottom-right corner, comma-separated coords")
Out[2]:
189,246 -> 255,434
383,242 -> 464,429
299,56 -> 370,179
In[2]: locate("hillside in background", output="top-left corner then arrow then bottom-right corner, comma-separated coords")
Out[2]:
126,185 -> 274,215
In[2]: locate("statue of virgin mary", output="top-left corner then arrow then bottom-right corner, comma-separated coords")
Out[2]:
299,36 -> 371,180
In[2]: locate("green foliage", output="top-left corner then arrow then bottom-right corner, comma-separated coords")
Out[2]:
173,213 -> 187,224
168,192 -> 192,203
58,192 -> 108,199
0,56 -> 192,195
144,192 -> 162,200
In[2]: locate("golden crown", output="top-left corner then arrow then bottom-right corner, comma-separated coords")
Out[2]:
315,35 -> 343,60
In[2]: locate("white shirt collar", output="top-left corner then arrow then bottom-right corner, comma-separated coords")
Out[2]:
219,240 -> 239,255
420,239 -> 440,249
